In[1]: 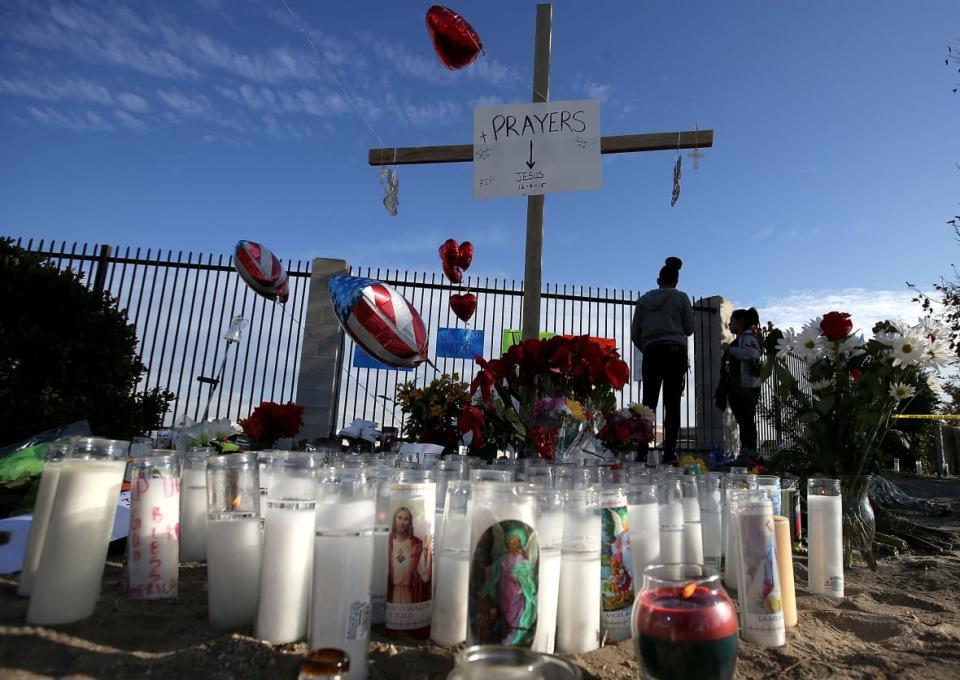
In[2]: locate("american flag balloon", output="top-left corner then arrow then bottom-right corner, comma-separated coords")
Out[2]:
329,276 -> 429,369
234,240 -> 289,303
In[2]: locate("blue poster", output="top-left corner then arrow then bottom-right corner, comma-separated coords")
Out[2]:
436,328 -> 485,360
352,346 -> 412,371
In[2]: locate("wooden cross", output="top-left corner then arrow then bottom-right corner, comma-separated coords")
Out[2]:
369,4 -> 713,341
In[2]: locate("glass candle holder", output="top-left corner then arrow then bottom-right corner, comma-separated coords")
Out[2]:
723,473 -> 757,591
730,490 -> 785,647
436,455 -> 471,538
179,448 -> 212,563
697,474 -> 723,569
298,648 -> 350,680
524,463 -> 555,488
556,488 -> 601,654
310,466 -> 376,680
470,468 -> 514,483
128,453 -> 180,599
807,478 -> 843,598
206,453 -> 261,629
532,487 -> 563,654
27,437 -> 129,625
385,469 -> 436,639
599,486 -> 635,642
631,564 -> 738,680
468,482 -> 540,647
370,464 -> 394,625
681,477 -> 704,566
18,437 -> 72,597
658,478 -> 684,564
256,453 -> 319,643
627,482 -> 661,580
431,480 -> 472,647
554,465 -> 594,491
757,475 -> 782,516
453,645 -> 546,680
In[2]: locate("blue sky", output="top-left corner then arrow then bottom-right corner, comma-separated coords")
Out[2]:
2,0 -> 959,330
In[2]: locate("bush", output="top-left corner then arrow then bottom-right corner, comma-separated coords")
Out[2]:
0,239 -> 173,446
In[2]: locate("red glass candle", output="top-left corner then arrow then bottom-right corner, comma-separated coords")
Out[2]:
631,564 -> 738,680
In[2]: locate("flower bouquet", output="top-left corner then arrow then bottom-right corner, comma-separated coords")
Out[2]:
596,404 -> 655,461
239,401 -> 304,450
470,335 -> 630,460
763,311 -> 948,566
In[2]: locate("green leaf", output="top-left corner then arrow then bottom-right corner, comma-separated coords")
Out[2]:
815,395 -> 836,415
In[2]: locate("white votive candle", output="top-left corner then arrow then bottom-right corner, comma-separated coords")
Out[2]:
27,438 -> 129,625
807,478 -> 843,598
627,484 -> 660,578
556,489 -> 601,654
18,439 -> 69,597
532,488 -> 563,654
128,454 -> 180,599
431,480 -> 471,647
207,516 -> 262,628
179,450 -> 211,562
683,521 -> 704,565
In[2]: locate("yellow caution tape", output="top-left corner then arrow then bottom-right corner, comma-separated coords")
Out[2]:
893,414 -> 960,419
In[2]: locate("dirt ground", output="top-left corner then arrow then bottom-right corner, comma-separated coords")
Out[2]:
1,474 -> 958,680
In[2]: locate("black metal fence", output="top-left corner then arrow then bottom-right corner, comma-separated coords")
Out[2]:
334,266 -> 722,453
11,238 -> 311,427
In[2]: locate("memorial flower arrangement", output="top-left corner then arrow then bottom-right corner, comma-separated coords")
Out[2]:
396,373 -> 473,451
470,335 -> 630,459
597,404 -> 656,459
764,312 -> 949,565
239,401 -> 304,450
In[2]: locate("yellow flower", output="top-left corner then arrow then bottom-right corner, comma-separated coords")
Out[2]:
678,455 -> 708,474
565,399 -> 587,421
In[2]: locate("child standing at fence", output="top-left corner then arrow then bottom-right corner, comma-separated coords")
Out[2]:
720,308 -> 763,458
630,257 -> 695,463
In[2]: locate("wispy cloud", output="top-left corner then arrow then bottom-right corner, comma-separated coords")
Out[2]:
753,288 -> 928,333
113,109 -> 147,131
582,80 -> 613,102
0,75 -> 147,111
157,89 -> 214,118
752,226 -> 775,240
26,105 -> 115,132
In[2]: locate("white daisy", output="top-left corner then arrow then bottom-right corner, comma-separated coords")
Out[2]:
926,373 -> 944,395
920,337 -> 954,370
801,316 -> 823,335
775,329 -> 797,357
838,333 -> 866,358
915,316 -> 948,341
873,330 -> 898,347
889,382 -> 917,400
810,378 -> 834,392
890,332 -> 928,368
794,326 -> 826,362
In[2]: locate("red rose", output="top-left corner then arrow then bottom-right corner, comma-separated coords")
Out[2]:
850,368 -> 863,384
820,311 -> 853,341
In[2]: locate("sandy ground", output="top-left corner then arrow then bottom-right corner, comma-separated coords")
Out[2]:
1,474 -> 958,680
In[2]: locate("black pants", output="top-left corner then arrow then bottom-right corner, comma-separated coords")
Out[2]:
640,343 -> 687,462
728,388 -> 760,453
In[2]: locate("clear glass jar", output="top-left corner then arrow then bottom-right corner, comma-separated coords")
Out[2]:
807,478 -> 843,597
532,487 -> 563,653
757,475 -> 782,516
632,564 -> 738,680
128,454 -> 180,599
431,480 -> 472,647
556,488 -> 601,654
454,645 -> 545,679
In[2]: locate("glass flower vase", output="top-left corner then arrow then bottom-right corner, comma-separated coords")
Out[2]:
840,474 -> 876,570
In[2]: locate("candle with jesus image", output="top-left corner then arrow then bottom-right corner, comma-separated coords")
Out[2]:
127,454 -> 180,599
385,470 -> 435,639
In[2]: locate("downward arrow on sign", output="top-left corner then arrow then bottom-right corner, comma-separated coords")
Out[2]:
526,140 -> 536,170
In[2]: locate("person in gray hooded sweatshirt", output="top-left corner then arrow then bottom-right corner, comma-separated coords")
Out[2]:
630,257 -> 694,463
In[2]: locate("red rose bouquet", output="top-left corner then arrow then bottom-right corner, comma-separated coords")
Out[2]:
239,401 -> 304,449
470,335 -> 630,459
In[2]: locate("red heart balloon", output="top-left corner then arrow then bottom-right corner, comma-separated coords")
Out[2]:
442,261 -> 463,284
450,292 -> 477,323
425,5 -> 483,71
457,241 -> 473,270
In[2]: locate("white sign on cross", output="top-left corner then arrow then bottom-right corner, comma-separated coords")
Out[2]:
472,100 -> 601,200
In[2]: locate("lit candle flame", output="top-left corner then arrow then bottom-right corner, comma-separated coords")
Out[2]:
231,495 -> 241,509
681,581 -> 697,599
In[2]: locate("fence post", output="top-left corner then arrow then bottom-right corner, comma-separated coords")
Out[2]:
693,295 -> 740,454
295,258 -> 349,440
92,244 -> 112,295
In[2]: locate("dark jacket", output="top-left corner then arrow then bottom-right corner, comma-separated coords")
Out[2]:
630,288 -> 694,351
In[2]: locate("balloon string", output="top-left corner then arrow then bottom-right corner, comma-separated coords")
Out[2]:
279,0 -> 391,157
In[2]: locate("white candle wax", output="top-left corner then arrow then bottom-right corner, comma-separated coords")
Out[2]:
18,461 -> 62,597
310,533 -> 375,680
128,472 -> 180,599
628,503 -> 660,577
256,502 -> 316,642
659,501 -> 684,530
179,467 -> 207,562
207,516 -> 262,629
660,529 -> 683,564
430,551 -> 470,646
734,497 -> 785,647
724,517 -> 741,591
556,553 -> 601,654
27,459 -> 125,625
807,494 -> 844,597
371,528 -> 389,625
683,521 -> 704,565
683,496 -> 701,522
701,510 -> 723,568
531,548 -> 561,653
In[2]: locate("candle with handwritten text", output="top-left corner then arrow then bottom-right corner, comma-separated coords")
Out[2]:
128,453 -> 180,599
